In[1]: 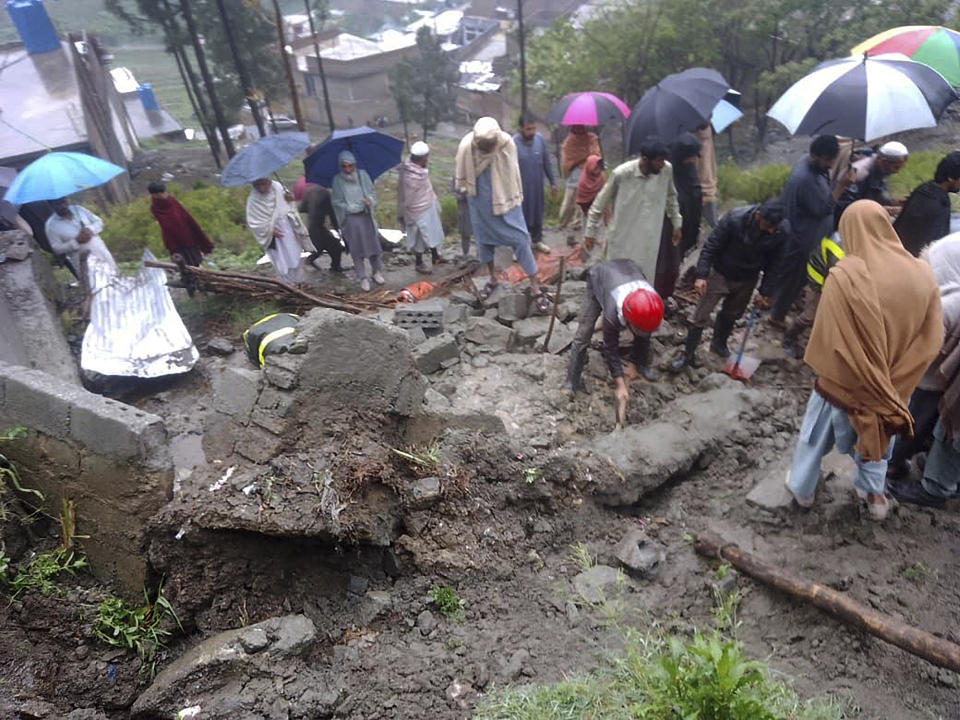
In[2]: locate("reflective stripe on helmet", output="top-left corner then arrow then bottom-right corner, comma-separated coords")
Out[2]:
258,327 -> 296,368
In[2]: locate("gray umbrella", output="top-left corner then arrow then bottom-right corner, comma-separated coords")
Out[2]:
220,132 -> 311,187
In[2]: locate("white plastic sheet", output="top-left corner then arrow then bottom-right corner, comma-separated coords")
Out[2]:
81,250 -> 198,377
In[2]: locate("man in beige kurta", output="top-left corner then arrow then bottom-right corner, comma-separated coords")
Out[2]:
584,139 -> 682,281
694,124 -> 718,227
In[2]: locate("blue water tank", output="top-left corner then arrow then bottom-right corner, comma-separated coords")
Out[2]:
5,0 -> 60,55
137,83 -> 159,111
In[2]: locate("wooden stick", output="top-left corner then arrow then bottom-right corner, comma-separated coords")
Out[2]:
695,532 -> 960,673
145,260 -> 366,313
541,255 -> 566,353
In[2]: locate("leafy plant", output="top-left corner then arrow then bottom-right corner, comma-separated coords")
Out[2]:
428,585 -> 465,620
2,548 -> 88,598
523,467 -> 543,484
93,583 -> 182,677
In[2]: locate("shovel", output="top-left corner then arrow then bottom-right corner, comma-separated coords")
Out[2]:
723,306 -> 761,382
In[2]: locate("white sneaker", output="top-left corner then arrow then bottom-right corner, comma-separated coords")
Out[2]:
372,272 -> 385,285
360,278 -> 371,292
533,241 -> 551,253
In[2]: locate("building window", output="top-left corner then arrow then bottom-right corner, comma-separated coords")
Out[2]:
304,73 -> 317,97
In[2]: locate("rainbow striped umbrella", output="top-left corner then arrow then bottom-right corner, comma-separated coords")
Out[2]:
852,26 -> 960,87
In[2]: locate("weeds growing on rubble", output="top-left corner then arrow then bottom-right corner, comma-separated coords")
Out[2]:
0,547 -> 88,599
93,583 -> 183,678
429,585 -> 466,621
392,441 -> 443,472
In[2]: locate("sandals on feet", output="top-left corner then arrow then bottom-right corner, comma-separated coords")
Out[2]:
478,282 -> 499,301
534,291 -> 551,313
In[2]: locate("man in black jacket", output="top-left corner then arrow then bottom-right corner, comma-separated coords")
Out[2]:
671,199 -> 789,371
893,151 -> 960,257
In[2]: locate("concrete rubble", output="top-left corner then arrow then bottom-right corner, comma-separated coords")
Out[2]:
131,614 -> 339,719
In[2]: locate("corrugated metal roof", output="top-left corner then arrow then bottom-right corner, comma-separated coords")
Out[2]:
81,251 -> 198,378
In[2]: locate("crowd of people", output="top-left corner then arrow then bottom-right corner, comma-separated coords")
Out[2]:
9,111 -> 960,521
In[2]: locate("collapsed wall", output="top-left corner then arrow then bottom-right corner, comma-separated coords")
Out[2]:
0,229 -> 78,384
0,361 -> 173,592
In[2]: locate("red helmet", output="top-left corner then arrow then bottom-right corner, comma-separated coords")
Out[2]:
622,287 -> 663,333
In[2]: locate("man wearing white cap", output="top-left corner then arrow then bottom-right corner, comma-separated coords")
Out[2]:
397,140 -> 445,273
836,141 -> 908,223
454,117 -> 550,312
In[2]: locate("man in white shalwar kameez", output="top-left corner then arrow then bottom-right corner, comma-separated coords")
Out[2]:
397,141 -> 445,274
246,178 -> 305,285
45,198 -> 117,292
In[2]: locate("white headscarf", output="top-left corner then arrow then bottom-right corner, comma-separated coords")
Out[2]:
924,232 -> 960,334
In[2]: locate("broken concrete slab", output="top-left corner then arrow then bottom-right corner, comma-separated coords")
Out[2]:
405,326 -> 428,345
746,458 -> 793,511
212,366 -> 261,419
511,316 -> 551,350
572,565 -> 622,604
465,316 -> 514,353
586,383 -> 763,506
413,333 -> 459,374
537,322 -> 577,354
205,337 -> 235,356
131,615 -> 339,720
497,292 -> 530,323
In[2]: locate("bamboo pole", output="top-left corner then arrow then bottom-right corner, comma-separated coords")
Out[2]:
695,532 -> 960,673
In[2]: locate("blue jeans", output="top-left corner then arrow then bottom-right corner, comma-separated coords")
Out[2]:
788,390 -> 894,501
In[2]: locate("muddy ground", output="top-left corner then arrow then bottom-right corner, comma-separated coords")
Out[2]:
2,219 -> 959,720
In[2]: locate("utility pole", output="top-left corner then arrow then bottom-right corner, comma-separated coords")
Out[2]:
270,0 -> 305,131
304,0 -> 335,131
179,0 -> 236,157
517,0 -> 527,116
213,0 -> 267,137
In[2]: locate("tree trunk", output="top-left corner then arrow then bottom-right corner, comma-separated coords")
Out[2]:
178,0 -> 235,157
695,532 -> 960,673
172,44 -> 221,168
213,0 -> 266,137
271,0 -> 305,131
304,0 -> 335,132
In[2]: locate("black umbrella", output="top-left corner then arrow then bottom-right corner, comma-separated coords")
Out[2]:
625,68 -> 731,154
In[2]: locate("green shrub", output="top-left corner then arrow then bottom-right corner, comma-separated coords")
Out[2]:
440,195 -> 459,235
718,162 -> 791,206
428,585 -> 465,620
887,148 -> 947,199
476,625 -> 845,720
101,183 -> 253,262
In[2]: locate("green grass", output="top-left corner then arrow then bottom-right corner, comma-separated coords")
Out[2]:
0,547 -> 88,599
0,0 -> 153,45
101,181 -> 252,262
717,162 -> 791,206
428,585 -> 465,620
476,624 -> 846,720
93,583 -> 182,678
175,294 -> 286,338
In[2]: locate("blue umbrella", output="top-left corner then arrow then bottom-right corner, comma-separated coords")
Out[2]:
220,132 -> 311,187
304,126 -> 404,188
3,152 -> 125,204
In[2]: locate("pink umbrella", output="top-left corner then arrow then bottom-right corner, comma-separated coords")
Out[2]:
545,92 -> 630,126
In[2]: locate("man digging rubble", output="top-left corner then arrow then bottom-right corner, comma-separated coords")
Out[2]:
563,259 -> 664,421
670,198 -> 790,371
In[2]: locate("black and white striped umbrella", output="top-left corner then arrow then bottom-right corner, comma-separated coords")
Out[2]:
767,54 -> 958,141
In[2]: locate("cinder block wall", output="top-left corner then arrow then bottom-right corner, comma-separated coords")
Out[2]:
0,362 -> 173,594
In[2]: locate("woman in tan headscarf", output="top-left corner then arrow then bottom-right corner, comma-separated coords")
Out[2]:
785,199 -> 942,520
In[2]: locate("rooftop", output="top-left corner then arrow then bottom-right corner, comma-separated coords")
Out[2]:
0,41 -> 87,164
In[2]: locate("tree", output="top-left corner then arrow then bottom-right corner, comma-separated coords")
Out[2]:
304,0 -> 335,131
388,27 -> 459,141
524,0 -> 951,150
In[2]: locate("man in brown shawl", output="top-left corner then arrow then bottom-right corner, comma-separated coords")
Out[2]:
784,200 -> 942,520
